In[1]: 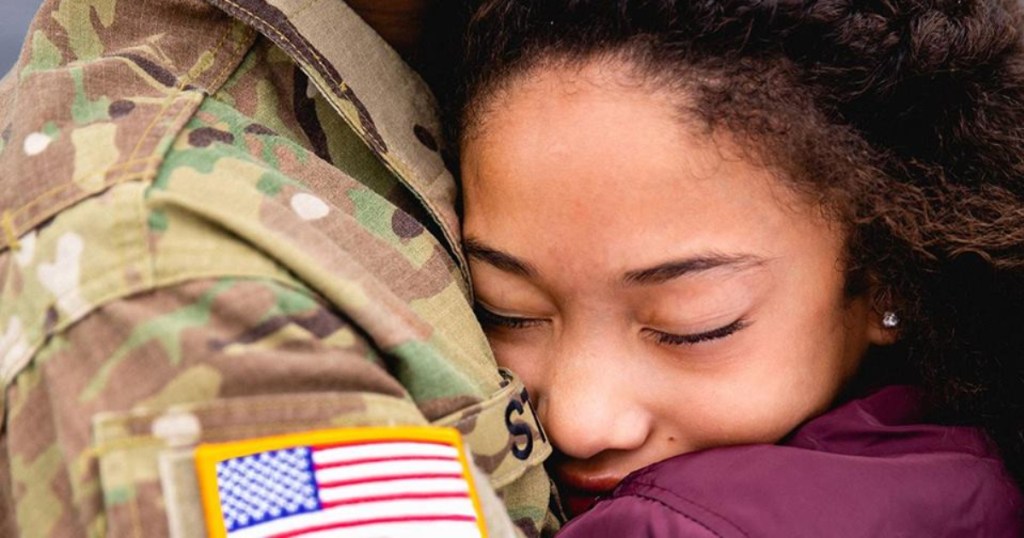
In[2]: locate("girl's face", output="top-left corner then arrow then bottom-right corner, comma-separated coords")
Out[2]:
460,62 -> 891,514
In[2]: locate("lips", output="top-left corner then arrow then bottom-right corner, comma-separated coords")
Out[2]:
554,467 -> 624,517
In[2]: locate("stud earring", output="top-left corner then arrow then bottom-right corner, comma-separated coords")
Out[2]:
882,311 -> 900,329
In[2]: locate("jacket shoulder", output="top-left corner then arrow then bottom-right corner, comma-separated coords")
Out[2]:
561,388 -> 1023,537
559,492 -> 727,538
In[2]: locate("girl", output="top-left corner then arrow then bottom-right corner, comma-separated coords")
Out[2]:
451,0 -> 1024,535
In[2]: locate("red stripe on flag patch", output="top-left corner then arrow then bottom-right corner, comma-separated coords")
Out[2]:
312,438 -> 456,451
316,472 -> 467,489
319,491 -> 471,510
269,515 -> 479,538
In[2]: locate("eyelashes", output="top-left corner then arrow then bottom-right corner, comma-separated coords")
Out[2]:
474,303 -> 545,329
474,303 -> 749,346
647,318 -> 749,346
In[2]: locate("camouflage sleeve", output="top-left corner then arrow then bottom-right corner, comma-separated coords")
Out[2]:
0,1 -> 561,532
3,276 -> 431,537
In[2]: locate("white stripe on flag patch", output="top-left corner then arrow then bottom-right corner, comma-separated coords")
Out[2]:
311,442 -> 459,466
228,498 -> 480,538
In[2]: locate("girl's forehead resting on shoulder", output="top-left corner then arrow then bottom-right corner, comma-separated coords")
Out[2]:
459,60 -> 833,255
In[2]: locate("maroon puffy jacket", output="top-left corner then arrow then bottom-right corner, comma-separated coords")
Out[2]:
557,386 -> 1022,537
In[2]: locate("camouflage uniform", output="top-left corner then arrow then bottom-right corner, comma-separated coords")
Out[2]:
0,0 -> 561,536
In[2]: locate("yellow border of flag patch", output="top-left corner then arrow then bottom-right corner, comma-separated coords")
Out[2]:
194,426 -> 488,538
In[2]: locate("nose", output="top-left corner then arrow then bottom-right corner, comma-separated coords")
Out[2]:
534,338 -> 653,460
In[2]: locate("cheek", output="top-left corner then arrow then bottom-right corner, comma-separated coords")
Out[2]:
736,272 -> 858,406
487,337 -> 548,390
488,339 -> 518,369
666,378 -> 826,448
656,318 -> 854,447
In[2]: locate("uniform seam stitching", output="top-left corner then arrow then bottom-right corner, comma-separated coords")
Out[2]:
2,18 -> 250,381
286,0 -> 322,21
3,17 -> 252,248
210,0 -> 467,275
7,156 -> 163,222
1,268 -> 313,389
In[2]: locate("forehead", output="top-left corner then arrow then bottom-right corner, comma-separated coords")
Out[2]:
466,58 -> 685,152
458,62 -> 842,281
467,64 -> 694,199
468,66 -> 802,214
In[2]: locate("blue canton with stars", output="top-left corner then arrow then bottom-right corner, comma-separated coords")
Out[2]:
216,447 -> 322,532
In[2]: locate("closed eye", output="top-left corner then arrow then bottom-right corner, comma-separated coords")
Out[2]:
647,318 -> 749,346
474,303 -> 546,329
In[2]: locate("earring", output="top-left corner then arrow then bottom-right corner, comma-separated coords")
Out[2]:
882,311 -> 900,329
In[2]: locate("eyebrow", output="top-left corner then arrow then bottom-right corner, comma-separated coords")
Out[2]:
464,238 -> 538,278
465,238 -> 765,284
622,254 -> 767,285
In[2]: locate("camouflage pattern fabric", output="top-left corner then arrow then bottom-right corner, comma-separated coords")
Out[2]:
0,0 -> 563,536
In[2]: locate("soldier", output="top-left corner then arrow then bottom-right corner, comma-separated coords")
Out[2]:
0,1 -> 560,537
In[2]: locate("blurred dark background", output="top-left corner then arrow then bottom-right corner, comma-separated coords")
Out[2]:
2,0 -> 43,76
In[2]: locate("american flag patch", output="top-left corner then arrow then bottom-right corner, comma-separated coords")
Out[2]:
194,427 -> 486,538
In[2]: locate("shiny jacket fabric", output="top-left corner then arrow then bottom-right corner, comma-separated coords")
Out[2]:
558,386 -> 1022,537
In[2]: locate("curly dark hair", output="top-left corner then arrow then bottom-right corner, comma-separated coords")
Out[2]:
450,0 -> 1024,490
